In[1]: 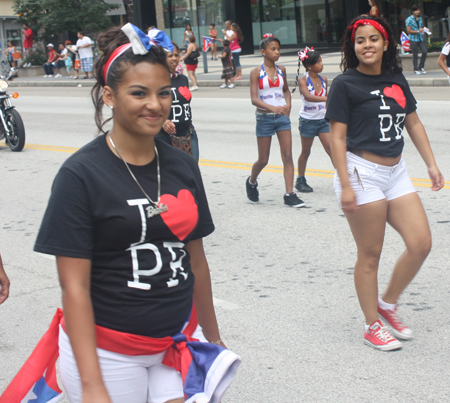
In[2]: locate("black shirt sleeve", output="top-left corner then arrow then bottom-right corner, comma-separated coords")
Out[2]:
325,75 -> 351,124
34,164 -> 94,259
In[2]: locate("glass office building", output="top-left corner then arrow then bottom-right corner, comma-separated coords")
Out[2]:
160,0 -> 350,51
133,0 -> 450,53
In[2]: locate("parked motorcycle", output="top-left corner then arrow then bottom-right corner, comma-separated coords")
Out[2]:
0,67 -> 25,151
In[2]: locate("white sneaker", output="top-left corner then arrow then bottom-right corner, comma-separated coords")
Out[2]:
228,84 -> 235,89
68,75 -> 73,78
190,86 -> 198,91
419,68 -> 426,74
43,75 -> 48,78
219,83 -> 227,89
55,74 -> 62,77
414,70 -> 421,75
48,74 -> 54,78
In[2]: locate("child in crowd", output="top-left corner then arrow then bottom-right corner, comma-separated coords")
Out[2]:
219,40 -> 234,89
292,47 -> 332,193
247,34 -> 304,208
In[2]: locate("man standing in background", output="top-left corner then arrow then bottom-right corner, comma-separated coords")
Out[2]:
405,4 -> 427,75
21,23 -> 33,67
76,31 -> 93,79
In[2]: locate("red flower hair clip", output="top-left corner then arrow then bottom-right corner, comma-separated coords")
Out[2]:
262,33 -> 274,39
298,46 -> 314,61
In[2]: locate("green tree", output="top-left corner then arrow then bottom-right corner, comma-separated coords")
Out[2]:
13,0 -> 119,38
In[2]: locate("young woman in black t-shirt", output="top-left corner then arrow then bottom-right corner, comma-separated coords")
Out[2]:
160,41 -> 199,161
35,25 -> 239,403
326,16 -> 444,351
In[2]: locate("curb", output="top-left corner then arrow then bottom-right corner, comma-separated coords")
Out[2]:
8,77 -> 449,88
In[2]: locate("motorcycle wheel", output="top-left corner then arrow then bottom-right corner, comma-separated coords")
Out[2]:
5,109 -> 25,152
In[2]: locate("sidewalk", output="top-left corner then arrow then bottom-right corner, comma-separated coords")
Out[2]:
9,52 -> 449,88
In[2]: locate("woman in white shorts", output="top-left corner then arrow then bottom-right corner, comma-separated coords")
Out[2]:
34,24 -> 239,402
327,15 -> 444,351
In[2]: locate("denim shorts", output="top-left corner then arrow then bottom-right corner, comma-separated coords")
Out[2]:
299,116 -> 330,138
256,112 -> 291,137
334,152 -> 416,207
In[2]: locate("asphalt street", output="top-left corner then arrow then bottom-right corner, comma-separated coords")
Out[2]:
0,86 -> 449,402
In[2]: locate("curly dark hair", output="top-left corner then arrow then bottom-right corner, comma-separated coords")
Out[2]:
340,15 -> 402,74
91,26 -> 169,134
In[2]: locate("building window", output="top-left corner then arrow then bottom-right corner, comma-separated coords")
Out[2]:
260,0 -> 297,45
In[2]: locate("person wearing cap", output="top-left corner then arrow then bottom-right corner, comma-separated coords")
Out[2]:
43,43 -> 59,78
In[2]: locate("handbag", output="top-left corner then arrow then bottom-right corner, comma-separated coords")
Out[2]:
74,56 -> 81,69
169,126 -> 193,156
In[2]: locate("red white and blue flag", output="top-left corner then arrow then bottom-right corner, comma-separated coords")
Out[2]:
0,310 -> 64,403
0,308 -> 240,403
400,31 -> 410,51
202,36 -> 214,52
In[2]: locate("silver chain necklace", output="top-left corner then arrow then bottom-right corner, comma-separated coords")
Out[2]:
108,133 -> 168,218
264,64 -> 278,81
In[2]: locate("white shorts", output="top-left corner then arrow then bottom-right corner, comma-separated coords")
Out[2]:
334,152 -> 416,207
59,325 -> 207,403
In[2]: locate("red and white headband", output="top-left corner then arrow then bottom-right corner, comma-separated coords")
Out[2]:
349,19 -> 388,43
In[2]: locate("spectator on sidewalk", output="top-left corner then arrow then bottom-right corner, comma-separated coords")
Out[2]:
76,31 -> 93,79
405,5 -> 427,75
65,40 -> 80,79
52,43 -> 67,77
180,35 -> 199,91
223,23 -> 244,80
22,23 -> 33,67
43,43 -> 59,78
4,40 -> 17,68
223,20 -> 233,39
218,40 -> 234,89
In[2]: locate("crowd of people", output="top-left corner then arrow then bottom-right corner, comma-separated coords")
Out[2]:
0,7 -> 447,403
40,31 -> 93,79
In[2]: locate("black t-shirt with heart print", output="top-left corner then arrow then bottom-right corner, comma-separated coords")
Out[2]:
162,74 -> 193,137
34,135 -> 214,337
326,68 -> 417,158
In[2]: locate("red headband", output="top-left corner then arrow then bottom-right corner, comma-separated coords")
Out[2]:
102,43 -> 132,85
349,19 -> 388,43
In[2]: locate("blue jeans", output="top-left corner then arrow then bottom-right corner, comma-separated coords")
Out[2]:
43,63 -> 54,75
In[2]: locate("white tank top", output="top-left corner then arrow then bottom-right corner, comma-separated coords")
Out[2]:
299,71 -> 327,119
257,63 -> 286,111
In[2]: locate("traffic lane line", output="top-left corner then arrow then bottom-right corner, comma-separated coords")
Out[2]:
3,142 -> 449,190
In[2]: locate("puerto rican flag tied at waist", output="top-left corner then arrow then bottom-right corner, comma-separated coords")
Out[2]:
0,307 -> 241,403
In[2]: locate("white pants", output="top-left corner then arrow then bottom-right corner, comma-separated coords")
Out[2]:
59,325 -> 207,403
